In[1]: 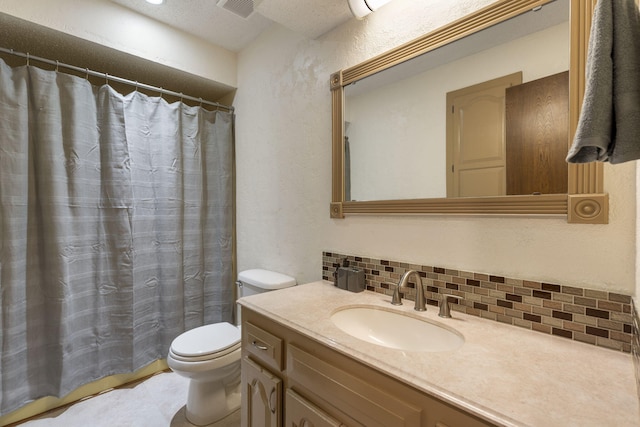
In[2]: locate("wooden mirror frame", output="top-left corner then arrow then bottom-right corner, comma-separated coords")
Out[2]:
330,0 -> 608,224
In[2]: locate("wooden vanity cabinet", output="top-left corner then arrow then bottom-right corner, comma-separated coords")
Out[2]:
240,308 -> 495,427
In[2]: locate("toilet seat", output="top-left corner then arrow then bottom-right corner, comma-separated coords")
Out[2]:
170,322 -> 240,362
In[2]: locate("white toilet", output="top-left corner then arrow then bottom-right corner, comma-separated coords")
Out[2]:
167,269 -> 296,426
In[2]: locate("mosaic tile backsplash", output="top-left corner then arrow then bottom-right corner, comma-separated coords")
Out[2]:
323,251 -> 637,353
633,300 -> 640,399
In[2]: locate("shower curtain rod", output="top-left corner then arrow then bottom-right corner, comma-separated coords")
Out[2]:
0,47 -> 234,112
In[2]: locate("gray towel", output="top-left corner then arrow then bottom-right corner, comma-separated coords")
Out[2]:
566,0 -> 640,164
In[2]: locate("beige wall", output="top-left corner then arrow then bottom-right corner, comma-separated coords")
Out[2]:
235,0 -> 637,295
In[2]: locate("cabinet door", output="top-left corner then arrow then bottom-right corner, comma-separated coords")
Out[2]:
285,389 -> 343,427
242,357 -> 282,427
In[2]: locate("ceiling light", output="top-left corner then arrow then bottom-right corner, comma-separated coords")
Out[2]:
145,0 -> 164,5
365,0 -> 392,11
348,0 -> 393,20
348,0 -> 372,19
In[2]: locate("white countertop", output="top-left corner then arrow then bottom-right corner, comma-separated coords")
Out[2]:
238,281 -> 640,427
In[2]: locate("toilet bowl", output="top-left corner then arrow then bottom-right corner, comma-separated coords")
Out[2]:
167,269 -> 296,426
167,322 -> 241,425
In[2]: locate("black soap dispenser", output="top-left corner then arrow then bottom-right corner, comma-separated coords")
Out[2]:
335,258 -> 365,293
346,266 -> 365,293
335,258 -> 350,290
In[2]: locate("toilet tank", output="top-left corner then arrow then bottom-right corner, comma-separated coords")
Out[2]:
237,269 -> 297,298
236,269 -> 296,326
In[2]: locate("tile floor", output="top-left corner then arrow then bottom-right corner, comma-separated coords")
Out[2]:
17,372 -> 240,427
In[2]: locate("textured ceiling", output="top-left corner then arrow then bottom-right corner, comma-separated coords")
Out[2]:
109,0 -> 353,52
255,0 -> 353,39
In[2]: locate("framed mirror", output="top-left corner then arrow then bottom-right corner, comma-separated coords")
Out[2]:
330,0 -> 608,224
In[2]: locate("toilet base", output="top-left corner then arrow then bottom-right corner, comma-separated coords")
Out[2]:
185,377 -> 241,426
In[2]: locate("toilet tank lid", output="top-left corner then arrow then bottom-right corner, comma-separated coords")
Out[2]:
238,269 -> 296,290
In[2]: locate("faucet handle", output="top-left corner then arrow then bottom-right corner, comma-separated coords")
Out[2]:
439,294 -> 462,318
391,285 -> 403,305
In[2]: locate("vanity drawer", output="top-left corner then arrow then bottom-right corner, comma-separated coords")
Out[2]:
287,344 -> 421,427
244,321 -> 284,372
287,344 -> 494,427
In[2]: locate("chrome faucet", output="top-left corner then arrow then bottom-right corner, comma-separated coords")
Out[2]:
391,270 -> 426,311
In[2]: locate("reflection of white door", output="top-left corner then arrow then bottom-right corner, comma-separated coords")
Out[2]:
446,72 -> 522,197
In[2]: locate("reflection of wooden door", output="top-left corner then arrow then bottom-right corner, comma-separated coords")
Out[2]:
505,71 -> 569,195
446,72 -> 522,197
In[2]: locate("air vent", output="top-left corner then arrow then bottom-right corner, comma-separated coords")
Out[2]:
217,0 -> 254,19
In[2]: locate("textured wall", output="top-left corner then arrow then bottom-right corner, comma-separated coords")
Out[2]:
235,0 -> 637,295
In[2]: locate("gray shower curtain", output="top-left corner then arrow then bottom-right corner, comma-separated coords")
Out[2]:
0,59 -> 234,415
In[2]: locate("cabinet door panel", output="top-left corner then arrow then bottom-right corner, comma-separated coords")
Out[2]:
286,389 -> 343,427
241,357 -> 282,427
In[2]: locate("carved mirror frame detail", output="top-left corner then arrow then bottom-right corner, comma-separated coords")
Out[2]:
330,0 -> 607,224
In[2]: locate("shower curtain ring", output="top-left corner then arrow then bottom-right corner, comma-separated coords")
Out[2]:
159,87 -> 164,99
26,52 -> 30,67
135,81 -> 138,92
199,97 -> 203,107
55,60 -> 59,72
85,68 -> 89,80
105,73 -> 109,85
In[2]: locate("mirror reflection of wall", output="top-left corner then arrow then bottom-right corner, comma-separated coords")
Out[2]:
344,0 -> 569,202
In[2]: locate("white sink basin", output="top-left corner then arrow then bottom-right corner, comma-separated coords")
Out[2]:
331,306 -> 464,352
